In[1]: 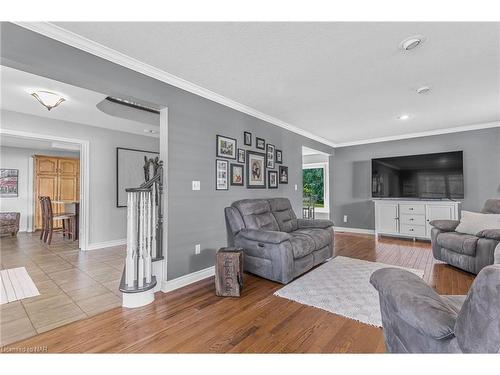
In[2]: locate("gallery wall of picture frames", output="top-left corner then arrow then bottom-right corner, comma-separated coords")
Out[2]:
215,132 -> 288,191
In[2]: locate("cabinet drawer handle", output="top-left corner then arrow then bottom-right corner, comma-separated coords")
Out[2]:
409,218 -> 414,221
409,229 -> 414,231
409,208 -> 414,211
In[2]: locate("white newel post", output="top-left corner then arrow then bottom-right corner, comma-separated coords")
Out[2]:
137,192 -> 145,288
125,192 -> 136,287
144,191 -> 152,283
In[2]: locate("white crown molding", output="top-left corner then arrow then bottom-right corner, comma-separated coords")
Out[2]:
333,121 -> 500,148
13,22 -> 337,148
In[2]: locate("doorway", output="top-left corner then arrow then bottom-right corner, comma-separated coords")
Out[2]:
302,146 -> 330,220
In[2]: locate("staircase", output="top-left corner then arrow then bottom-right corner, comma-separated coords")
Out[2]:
119,157 -> 164,308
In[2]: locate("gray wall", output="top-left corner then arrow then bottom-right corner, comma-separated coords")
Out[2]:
331,127 -> 500,230
0,23 -> 334,280
0,110 -> 159,244
0,146 -> 79,231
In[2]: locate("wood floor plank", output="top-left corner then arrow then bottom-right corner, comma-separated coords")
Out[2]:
2,233 -> 475,353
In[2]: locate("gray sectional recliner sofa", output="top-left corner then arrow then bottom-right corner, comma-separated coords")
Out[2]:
430,199 -> 500,274
225,198 -> 334,284
370,261 -> 500,353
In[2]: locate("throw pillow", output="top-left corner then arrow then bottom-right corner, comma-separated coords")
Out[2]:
455,211 -> 500,236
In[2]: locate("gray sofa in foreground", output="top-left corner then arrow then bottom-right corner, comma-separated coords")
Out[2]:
225,198 -> 334,284
430,199 -> 500,274
370,258 -> 500,353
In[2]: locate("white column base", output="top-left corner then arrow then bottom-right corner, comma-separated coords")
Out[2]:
122,290 -> 155,308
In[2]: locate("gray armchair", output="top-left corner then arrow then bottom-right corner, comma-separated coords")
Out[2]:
225,198 -> 334,284
430,199 -> 500,274
370,263 -> 500,353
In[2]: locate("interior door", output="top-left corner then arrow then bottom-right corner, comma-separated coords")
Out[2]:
376,203 -> 399,234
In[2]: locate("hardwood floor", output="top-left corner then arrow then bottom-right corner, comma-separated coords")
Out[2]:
1,233 -> 475,353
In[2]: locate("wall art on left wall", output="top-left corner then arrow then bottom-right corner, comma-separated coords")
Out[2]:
0,169 -> 18,197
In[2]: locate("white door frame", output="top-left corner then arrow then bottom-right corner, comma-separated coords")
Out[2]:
159,107 -> 169,289
302,161 -> 330,214
0,128 -> 90,251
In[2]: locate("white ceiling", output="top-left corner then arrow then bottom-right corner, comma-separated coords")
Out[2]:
52,22 -> 500,146
0,65 -> 159,137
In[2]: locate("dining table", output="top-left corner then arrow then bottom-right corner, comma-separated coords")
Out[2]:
52,200 -> 80,241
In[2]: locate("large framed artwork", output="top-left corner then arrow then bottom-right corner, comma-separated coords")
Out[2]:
216,134 -> 237,159
266,143 -> 275,169
216,159 -> 229,190
0,169 -> 19,197
230,163 -> 244,186
279,165 -> 289,184
116,147 -> 159,207
246,150 -> 266,189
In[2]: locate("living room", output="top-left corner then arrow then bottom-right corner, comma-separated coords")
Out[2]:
1,1 -> 499,374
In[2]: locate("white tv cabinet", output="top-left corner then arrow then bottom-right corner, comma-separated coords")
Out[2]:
373,199 -> 461,240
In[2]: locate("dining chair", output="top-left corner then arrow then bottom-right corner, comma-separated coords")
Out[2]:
39,196 -> 76,245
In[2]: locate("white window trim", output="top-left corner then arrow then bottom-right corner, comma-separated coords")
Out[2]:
302,162 -> 329,213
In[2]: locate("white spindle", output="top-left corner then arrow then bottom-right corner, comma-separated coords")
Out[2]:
144,191 -> 152,283
137,192 -> 145,288
125,192 -> 135,287
151,186 -> 157,259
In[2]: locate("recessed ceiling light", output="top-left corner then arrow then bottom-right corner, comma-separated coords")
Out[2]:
397,114 -> 410,120
416,86 -> 431,94
30,90 -> 66,111
400,36 -> 425,51
144,129 -> 157,134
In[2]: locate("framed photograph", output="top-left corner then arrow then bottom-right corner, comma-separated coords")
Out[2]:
116,147 -> 159,207
230,164 -> 244,186
266,143 -> 275,169
0,169 -> 19,197
276,149 -> 283,164
237,148 -> 246,164
279,165 -> 289,184
256,137 -> 265,150
216,134 -> 237,159
216,159 -> 229,190
244,131 -> 252,146
268,170 -> 278,189
246,150 -> 266,189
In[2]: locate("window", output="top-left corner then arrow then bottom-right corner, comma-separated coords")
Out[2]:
303,162 -> 329,213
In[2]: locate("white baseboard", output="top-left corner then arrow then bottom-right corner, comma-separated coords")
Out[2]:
334,226 -> 375,235
85,238 -> 127,251
161,266 -> 215,293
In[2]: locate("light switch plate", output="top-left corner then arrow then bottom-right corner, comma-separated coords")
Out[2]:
195,244 -> 201,254
294,184 -> 298,191
192,181 -> 201,191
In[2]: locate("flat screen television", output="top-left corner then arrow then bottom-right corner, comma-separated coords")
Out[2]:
371,151 -> 464,199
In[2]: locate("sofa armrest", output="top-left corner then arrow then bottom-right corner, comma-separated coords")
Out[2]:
238,229 -> 291,244
429,219 -> 460,232
370,268 -> 458,340
476,229 -> 500,241
297,218 -> 334,229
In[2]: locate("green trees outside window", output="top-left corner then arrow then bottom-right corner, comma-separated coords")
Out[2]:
303,167 -> 324,208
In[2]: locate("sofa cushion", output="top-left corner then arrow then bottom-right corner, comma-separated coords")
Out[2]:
455,211 -> 500,236
437,232 -> 478,256
294,228 -> 331,251
268,198 -> 298,233
232,199 -> 280,231
289,232 -> 316,258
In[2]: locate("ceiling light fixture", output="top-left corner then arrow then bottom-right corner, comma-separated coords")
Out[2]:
400,36 -> 425,51
416,86 -> 431,94
397,114 -> 410,120
30,90 -> 66,111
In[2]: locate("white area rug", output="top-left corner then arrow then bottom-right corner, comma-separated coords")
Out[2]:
0,267 -> 40,305
274,256 -> 424,327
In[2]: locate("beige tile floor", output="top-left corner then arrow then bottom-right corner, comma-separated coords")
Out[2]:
0,232 -> 125,346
